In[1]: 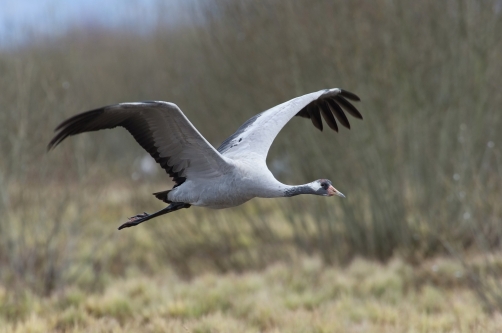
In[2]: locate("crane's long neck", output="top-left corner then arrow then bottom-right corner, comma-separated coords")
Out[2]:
283,184 -> 317,197
257,180 -> 317,198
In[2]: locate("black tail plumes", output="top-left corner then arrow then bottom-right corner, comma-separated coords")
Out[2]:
153,190 -> 172,203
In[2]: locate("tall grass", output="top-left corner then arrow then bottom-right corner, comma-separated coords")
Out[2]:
0,0 -> 501,298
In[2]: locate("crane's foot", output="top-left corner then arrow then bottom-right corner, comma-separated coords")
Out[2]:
118,212 -> 149,230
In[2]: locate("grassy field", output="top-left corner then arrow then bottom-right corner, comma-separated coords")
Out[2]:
3,254 -> 502,333
2,185 -> 502,332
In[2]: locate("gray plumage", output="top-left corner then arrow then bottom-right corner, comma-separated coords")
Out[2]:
48,88 -> 362,230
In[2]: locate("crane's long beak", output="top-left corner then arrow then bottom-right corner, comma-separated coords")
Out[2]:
328,185 -> 345,198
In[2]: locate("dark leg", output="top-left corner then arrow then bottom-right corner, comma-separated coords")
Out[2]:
118,202 -> 190,230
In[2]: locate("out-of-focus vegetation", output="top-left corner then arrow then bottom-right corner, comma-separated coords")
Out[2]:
1,0 -> 502,330
3,256 -> 502,332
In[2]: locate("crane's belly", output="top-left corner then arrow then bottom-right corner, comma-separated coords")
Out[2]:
193,189 -> 255,209
167,179 -> 255,209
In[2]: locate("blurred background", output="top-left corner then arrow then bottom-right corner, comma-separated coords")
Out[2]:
1,0 -> 502,330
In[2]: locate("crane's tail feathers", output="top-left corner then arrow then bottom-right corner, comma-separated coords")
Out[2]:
153,190 -> 172,203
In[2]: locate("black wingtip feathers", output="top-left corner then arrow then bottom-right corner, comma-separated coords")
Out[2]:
339,89 -> 361,102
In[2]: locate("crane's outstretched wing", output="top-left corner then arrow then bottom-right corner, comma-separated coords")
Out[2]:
217,88 -> 362,161
48,101 -> 233,186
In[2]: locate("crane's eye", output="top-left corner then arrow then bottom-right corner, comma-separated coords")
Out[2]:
320,182 -> 327,189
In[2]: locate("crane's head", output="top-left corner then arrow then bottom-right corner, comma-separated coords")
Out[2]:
314,179 -> 345,198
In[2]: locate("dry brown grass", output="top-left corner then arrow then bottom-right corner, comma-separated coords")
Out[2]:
2,184 -> 502,331
2,255 -> 502,332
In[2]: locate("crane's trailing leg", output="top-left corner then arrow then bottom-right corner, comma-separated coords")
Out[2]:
118,202 -> 191,230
